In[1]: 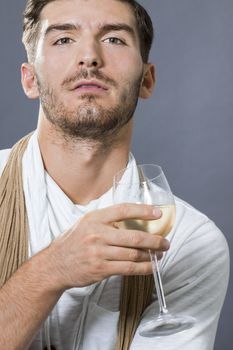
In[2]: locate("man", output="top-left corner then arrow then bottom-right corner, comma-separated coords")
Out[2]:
0,0 -> 229,349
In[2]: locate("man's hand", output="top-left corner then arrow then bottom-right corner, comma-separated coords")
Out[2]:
48,203 -> 170,290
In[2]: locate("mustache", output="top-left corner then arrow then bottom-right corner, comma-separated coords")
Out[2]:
62,69 -> 118,88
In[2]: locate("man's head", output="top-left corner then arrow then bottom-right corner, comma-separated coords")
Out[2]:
22,0 -> 154,64
21,0 -> 156,143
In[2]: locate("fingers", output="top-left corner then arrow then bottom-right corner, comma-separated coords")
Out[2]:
88,203 -> 162,224
104,226 -> 170,252
154,251 -> 164,261
80,203 -> 169,252
104,246 -> 164,262
52,203 -> 169,288
104,260 -> 153,276
104,246 -> 150,262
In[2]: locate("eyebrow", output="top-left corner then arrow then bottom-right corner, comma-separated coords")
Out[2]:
44,22 -> 136,41
98,23 -> 136,40
45,23 -> 79,36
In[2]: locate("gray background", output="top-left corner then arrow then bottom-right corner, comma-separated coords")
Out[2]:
0,0 -> 232,348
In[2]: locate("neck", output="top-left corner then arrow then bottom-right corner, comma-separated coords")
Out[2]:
37,117 -> 133,205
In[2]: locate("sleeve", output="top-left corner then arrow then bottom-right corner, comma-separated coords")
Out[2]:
130,213 -> 230,350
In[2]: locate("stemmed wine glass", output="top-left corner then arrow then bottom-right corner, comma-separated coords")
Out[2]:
113,164 -> 195,336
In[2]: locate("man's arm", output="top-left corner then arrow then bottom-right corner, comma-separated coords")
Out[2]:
0,203 -> 169,349
0,249 -> 63,349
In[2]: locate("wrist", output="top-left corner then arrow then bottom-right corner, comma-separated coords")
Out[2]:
24,245 -> 67,296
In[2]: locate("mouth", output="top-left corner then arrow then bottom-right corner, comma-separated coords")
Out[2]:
73,80 -> 108,92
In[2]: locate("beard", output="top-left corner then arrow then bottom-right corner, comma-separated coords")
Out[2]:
37,68 -> 143,142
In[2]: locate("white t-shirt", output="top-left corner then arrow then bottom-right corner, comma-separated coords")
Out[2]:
0,137 -> 229,350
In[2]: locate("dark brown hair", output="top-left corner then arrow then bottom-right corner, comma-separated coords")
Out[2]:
22,0 -> 154,63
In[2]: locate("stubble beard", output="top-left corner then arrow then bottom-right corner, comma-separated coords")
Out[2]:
37,70 -> 143,145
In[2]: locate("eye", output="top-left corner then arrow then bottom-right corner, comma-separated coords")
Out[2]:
103,37 -> 126,45
54,37 -> 74,45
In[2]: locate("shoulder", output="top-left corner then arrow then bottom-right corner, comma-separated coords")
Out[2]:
173,196 -> 228,255
0,148 -> 12,176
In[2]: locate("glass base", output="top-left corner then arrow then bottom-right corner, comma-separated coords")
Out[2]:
139,312 -> 196,337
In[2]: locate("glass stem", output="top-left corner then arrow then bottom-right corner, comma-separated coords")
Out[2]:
149,250 -> 168,315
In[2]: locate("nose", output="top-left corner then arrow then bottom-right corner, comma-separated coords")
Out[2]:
77,39 -> 103,69
79,57 -> 99,68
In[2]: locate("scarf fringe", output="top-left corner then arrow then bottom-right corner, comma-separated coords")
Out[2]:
0,133 -> 32,287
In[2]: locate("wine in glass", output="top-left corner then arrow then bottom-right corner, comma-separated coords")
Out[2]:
113,163 -> 195,336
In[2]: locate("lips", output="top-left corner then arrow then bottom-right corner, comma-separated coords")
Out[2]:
74,80 -> 108,91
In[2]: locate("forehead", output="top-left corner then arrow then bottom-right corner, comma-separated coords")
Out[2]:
40,0 -> 137,31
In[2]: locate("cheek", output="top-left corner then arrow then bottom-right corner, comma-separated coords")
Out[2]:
35,62 -> 66,96
35,45 -> 72,82
106,51 -> 143,84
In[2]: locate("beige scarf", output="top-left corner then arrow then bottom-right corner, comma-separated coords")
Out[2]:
0,133 -> 153,350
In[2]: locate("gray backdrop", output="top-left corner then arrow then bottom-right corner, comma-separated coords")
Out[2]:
0,0 -> 232,349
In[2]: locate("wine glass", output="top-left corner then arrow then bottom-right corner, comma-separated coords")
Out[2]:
113,164 -> 195,336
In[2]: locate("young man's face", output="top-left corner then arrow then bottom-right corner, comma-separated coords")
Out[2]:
25,0 -> 154,140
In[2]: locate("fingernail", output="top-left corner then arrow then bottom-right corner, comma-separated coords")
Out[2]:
163,239 -> 170,250
153,207 -> 162,217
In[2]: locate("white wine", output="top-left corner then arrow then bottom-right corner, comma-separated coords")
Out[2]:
118,204 -> 176,237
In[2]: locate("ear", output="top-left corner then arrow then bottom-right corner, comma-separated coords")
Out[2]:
139,63 -> 156,99
21,63 -> 39,99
